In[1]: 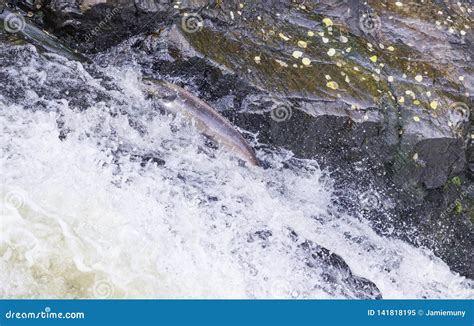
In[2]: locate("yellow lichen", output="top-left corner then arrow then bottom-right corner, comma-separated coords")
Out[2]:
275,59 -> 288,67
326,81 -> 339,90
327,48 -> 336,56
279,33 -> 290,41
297,40 -> 308,48
292,51 -> 303,58
322,18 -> 333,27
302,58 -> 311,66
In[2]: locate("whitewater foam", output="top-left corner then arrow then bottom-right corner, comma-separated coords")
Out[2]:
0,44 -> 472,299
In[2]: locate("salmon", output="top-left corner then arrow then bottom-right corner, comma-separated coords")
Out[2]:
143,79 -> 259,166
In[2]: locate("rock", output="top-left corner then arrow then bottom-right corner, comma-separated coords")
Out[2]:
41,0 -> 171,52
144,1 -> 472,277
298,239 -> 382,299
13,0 -> 473,277
0,4 -> 90,62
176,1 -> 471,191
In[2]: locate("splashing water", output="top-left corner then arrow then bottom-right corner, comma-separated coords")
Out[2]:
0,44 -> 472,299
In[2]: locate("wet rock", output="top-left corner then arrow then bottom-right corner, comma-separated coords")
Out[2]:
176,1 -> 470,191
41,0 -> 171,52
0,3 -> 90,61
138,0 -> 471,277
298,239 -> 382,299
14,0 -> 473,277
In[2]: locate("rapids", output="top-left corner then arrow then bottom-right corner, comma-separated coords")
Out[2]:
0,42 -> 472,299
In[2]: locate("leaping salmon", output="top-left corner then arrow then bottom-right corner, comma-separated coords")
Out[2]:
143,79 -> 260,167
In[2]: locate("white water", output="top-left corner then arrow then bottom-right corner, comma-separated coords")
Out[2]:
0,44 -> 472,299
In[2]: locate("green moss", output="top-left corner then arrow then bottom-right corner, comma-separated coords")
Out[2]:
454,201 -> 463,214
451,176 -> 462,187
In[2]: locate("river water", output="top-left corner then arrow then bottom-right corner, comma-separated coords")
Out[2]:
0,42 -> 472,299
